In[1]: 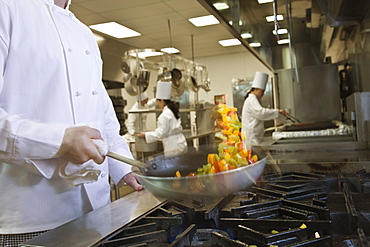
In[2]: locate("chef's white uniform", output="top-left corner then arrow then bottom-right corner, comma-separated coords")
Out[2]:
144,106 -> 187,157
126,98 -> 156,135
0,0 -> 132,234
242,94 -> 279,145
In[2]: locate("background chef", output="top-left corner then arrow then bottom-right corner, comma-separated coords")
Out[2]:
125,92 -> 156,137
242,71 -> 287,145
138,81 -> 187,157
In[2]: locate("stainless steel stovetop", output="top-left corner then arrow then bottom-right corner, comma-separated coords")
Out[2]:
22,149 -> 370,247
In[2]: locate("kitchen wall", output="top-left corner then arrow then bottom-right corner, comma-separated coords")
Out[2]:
96,33 -> 271,132
345,23 -> 370,93
195,51 -> 272,107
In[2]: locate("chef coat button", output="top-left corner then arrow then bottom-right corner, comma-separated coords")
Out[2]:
75,91 -> 81,97
69,13 -> 74,18
68,48 -> 73,52
92,91 -> 98,95
85,50 -> 91,55
101,172 -> 106,178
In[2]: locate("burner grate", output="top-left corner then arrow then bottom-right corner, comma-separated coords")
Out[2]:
93,170 -> 370,246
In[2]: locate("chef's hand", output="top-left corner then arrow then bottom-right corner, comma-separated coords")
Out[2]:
55,126 -> 105,165
278,109 -> 287,116
137,132 -> 145,138
119,172 -> 143,191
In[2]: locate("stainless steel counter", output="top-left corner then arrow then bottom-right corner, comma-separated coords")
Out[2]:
21,190 -> 166,247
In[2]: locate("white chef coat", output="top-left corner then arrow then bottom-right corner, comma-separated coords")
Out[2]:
144,106 -> 187,157
0,0 -> 133,234
242,94 -> 279,145
126,98 -> 156,135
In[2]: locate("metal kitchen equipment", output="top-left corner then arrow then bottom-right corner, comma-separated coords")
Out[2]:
93,139 -> 150,169
134,134 -> 158,153
22,149 -> 370,247
133,146 -> 267,200
285,112 -> 301,123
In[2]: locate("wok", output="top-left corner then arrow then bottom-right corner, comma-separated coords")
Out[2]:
132,146 -> 267,200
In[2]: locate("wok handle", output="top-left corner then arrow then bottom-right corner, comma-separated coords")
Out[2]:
106,151 -> 149,169
285,113 -> 301,123
92,139 -> 149,169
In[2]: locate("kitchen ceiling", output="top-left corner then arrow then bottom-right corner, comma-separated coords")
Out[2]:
70,0 -> 370,68
70,0 -> 249,60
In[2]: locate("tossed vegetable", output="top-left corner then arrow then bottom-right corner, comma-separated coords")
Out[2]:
176,104 -> 259,177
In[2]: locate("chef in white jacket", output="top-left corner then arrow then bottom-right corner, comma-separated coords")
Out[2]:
0,0 -> 142,245
242,71 -> 287,145
138,81 -> 187,157
125,92 -> 156,136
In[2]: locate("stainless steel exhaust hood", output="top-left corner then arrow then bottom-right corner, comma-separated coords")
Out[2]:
198,0 -> 370,68
316,0 -> 370,27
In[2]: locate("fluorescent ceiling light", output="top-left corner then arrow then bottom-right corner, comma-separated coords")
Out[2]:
89,22 -> 140,39
272,28 -> 288,35
241,32 -> 252,39
213,2 -> 229,10
266,15 -> 284,22
277,39 -> 290,44
249,42 -> 261,47
189,15 -> 220,27
161,47 -> 180,54
257,0 -> 274,3
136,51 -> 163,58
218,38 -> 241,47
128,49 -> 163,59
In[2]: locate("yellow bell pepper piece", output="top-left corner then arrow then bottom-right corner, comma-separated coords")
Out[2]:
252,155 -> 258,162
208,165 -> 216,174
224,152 -> 231,159
207,154 -> 215,164
299,223 -> 307,229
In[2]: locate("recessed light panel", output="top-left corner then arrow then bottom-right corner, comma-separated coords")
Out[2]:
272,29 -> 288,35
213,2 -> 229,10
277,39 -> 290,44
257,0 -> 274,3
249,42 -> 261,47
189,15 -> 220,27
241,32 -> 252,39
89,22 -> 140,39
218,39 -> 241,46
161,47 -> 180,54
266,15 -> 284,22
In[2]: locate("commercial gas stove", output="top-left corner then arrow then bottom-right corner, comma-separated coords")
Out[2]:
22,149 -> 370,247
91,169 -> 370,247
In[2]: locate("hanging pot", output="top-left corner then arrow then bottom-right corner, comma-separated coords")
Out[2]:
122,72 -> 131,83
170,68 -> 182,88
175,78 -> 185,96
185,75 -> 199,92
158,68 -> 182,89
121,58 -> 131,74
137,69 -> 150,90
125,76 -> 138,96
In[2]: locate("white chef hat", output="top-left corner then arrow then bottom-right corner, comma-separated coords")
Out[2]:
252,71 -> 269,90
156,81 -> 172,100
136,92 -> 148,101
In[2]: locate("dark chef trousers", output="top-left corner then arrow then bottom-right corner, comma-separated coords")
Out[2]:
0,231 -> 48,247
